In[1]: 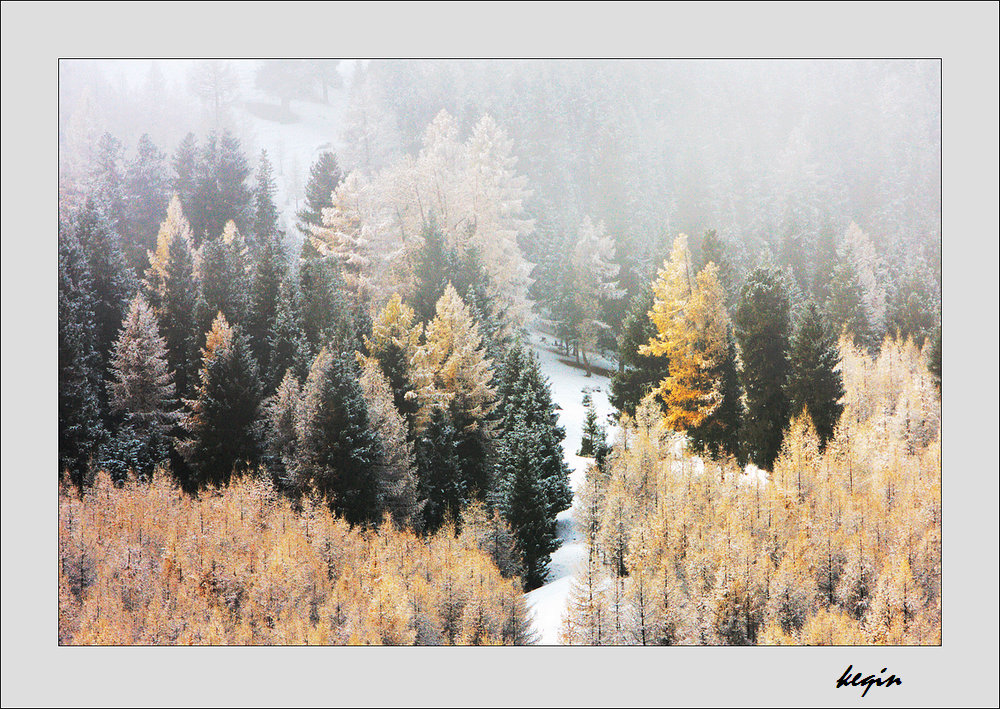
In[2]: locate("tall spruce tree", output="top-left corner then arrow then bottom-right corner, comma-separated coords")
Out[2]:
688,327 -> 743,462
246,225 -> 288,377
296,151 -> 343,236
610,287 -> 669,417
927,324 -> 941,394
294,348 -> 382,525
263,370 -> 300,489
410,216 -> 452,324
252,149 -> 280,248
415,405 -> 464,532
125,134 -> 170,274
89,132 -> 128,241
493,418 -> 561,590
177,314 -> 264,487
361,293 -> 423,430
195,220 -> 250,332
266,275 -> 313,394
189,130 -> 252,244
786,302 -> 845,451
58,230 -> 105,487
172,132 -> 199,215
73,198 -> 139,397
101,294 -> 178,482
145,196 -> 199,398
826,261 -> 876,351
735,267 -> 792,471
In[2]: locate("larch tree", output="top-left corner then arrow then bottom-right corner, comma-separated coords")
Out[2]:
568,216 -> 624,376
786,301 -> 845,450
293,348 -> 382,526
361,293 -> 423,430
144,195 -> 199,398
102,294 -> 178,482
177,313 -> 264,487
642,236 -> 730,439
735,266 -> 793,471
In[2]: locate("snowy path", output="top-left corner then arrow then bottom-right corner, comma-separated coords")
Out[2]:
524,332 -> 616,645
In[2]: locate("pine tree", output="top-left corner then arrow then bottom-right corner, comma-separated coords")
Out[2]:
252,149 -> 280,247
493,419 -> 560,590
145,196 -> 199,398
58,230 -> 105,487
578,390 -> 609,467
195,220 -> 250,332
610,288 -> 670,418
72,197 -> 138,396
125,134 -> 170,274
102,294 -> 178,482
246,225 -> 288,378
263,369 -> 300,489
927,325 -> 941,394
412,284 -> 497,499
189,130 -> 252,243
298,240 -> 359,353
266,275 -> 313,394
177,314 -> 264,487
786,302 -> 845,450
89,132 -> 128,241
361,293 -> 423,430
172,133 -> 199,215
358,359 -> 423,528
296,151 -> 343,236
735,266 -> 792,471
410,216 -> 452,324
294,348 -> 382,525
688,327 -> 743,462
415,405 -> 464,533
826,261 -> 875,351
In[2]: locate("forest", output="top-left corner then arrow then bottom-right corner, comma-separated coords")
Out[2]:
57,58 -> 940,645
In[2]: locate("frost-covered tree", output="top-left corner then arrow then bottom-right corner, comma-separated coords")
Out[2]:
59,230 -> 105,486
361,293 -> 423,429
252,149 -> 280,246
358,359 -> 423,528
610,288 -> 670,418
145,195 -> 199,397
263,369 -> 300,489
786,302 -> 845,450
568,216 -> 624,375
196,220 -> 250,332
826,260 -> 876,351
296,151 -> 344,235
735,266 -> 792,471
177,314 -> 264,487
293,348 -> 382,525
102,294 -> 178,481
266,275 -> 312,394
125,134 -> 170,273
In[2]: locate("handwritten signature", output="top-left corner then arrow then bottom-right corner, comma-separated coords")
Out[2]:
836,665 -> 902,697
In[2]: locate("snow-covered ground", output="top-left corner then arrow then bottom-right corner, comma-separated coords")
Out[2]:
524,330 -> 617,645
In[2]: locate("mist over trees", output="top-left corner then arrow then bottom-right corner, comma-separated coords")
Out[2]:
56,58 -> 940,646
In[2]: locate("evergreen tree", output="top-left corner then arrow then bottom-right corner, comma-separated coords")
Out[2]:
252,149 -> 280,247
493,419 -> 560,590
145,196 -> 199,398
189,130 -> 252,243
298,240 -> 360,353
786,302 -> 845,451
826,261 -> 875,351
266,275 -> 313,394
172,132 -> 199,215
610,288 -> 670,418
89,132 -> 128,241
58,230 -> 105,487
698,229 -> 736,307
101,294 -> 178,482
294,348 -> 382,525
927,325 -> 941,394
195,220 -> 250,332
410,216 -> 452,324
415,406 -> 463,533
246,225 -> 288,377
885,266 -> 938,348
494,345 -> 573,517
296,151 -> 343,236
263,370 -> 300,489
412,284 -> 497,499
578,389 -> 609,468
359,359 -> 423,528
125,134 -> 170,274
177,314 -> 264,487
688,327 -> 743,462
72,197 -> 138,392
735,267 -> 793,471
568,216 -> 624,375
